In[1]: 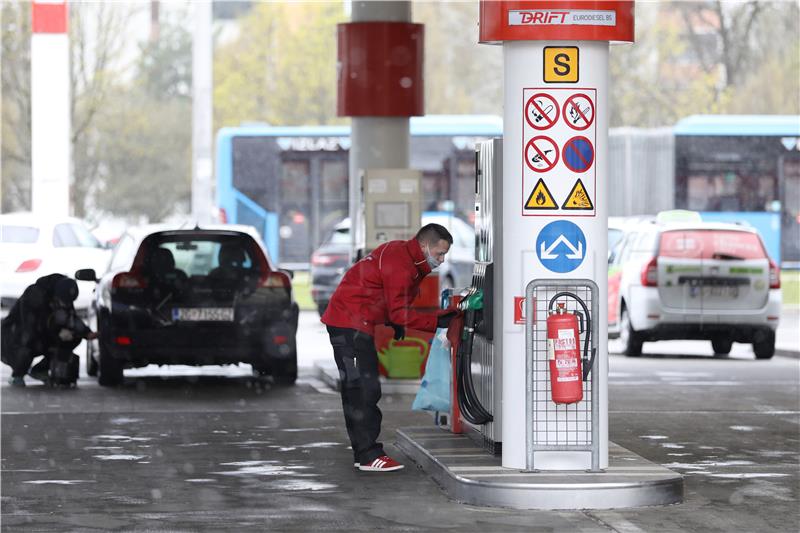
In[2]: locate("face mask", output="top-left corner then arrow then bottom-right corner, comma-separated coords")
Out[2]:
425,245 -> 442,269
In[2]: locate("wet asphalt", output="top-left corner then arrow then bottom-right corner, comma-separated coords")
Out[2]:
1,315 -> 799,532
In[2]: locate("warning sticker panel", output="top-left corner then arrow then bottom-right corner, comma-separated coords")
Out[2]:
521,87 -> 596,217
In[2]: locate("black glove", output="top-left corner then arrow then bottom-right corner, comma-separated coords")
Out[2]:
388,323 -> 405,340
436,310 -> 458,329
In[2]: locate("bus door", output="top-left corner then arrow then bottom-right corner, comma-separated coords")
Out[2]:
780,154 -> 800,265
280,159 -> 312,266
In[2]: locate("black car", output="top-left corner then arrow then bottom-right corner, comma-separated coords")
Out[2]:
77,224 -> 299,386
310,220 -> 351,316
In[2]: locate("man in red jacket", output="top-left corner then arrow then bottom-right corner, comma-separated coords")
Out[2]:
321,223 -> 458,472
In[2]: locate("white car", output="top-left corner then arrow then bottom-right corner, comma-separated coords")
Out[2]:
608,217 -> 781,359
0,212 -> 112,317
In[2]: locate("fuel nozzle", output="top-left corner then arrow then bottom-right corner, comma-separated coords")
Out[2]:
458,288 -> 484,312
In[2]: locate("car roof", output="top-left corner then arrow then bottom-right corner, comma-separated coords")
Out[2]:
630,220 -> 759,235
0,211 -> 88,228
123,223 -> 262,240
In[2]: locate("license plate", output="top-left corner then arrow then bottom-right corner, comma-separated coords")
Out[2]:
704,285 -> 739,298
689,286 -> 739,298
172,308 -> 234,322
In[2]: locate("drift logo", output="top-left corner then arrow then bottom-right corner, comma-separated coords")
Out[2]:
516,10 -> 568,25
508,10 -> 617,26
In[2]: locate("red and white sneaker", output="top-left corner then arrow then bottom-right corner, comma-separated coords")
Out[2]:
358,455 -> 404,472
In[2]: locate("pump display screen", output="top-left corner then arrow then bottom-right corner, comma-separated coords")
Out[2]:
374,202 -> 411,228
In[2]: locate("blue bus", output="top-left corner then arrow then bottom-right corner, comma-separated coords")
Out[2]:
673,115 -> 800,265
216,115 -> 502,266
216,113 -> 800,266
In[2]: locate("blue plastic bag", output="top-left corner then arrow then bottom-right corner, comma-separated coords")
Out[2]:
412,328 -> 451,412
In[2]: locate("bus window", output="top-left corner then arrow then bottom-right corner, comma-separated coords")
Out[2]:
320,159 -> 348,240
280,160 -> 311,264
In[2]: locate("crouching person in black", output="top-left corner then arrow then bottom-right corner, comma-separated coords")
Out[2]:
1,274 -> 97,387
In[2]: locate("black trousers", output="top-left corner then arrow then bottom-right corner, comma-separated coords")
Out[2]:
326,326 -> 384,464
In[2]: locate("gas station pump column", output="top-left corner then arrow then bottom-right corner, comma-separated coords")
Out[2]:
480,1 -> 634,470
30,0 -> 70,217
337,1 -> 424,243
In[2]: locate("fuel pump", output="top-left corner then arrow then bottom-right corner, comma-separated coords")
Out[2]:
447,138 -> 503,451
546,292 -> 595,404
354,168 -> 422,260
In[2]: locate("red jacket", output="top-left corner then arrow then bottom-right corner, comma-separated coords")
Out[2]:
321,239 -> 443,336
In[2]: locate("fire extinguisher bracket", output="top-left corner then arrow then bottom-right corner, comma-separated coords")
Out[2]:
525,278 -> 601,472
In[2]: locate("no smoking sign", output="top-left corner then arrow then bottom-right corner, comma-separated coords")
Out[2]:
525,93 -> 559,130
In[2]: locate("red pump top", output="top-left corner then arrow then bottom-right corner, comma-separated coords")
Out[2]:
480,1 -> 635,44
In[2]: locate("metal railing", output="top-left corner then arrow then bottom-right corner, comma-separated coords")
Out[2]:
525,278 -> 600,472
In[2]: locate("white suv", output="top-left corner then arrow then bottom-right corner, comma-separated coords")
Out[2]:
608,219 -> 781,359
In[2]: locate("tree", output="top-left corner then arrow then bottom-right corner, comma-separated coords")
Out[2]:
413,1 -> 502,116
70,1 -> 137,218
213,2 -> 345,129
609,1 -> 799,127
1,1 -> 134,215
1,2 -> 32,212
90,9 -> 193,221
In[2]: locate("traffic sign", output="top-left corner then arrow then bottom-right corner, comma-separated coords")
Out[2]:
562,136 -> 594,173
563,93 -> 594,130
562,178 -> 594,210
543,46 -> 579,83
525,136 -> 559,173
525,178 -> 557,210
536,220 -> 586,273
525,93 -> 559,130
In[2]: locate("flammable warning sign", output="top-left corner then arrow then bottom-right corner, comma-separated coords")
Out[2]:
525,179 -> 557,210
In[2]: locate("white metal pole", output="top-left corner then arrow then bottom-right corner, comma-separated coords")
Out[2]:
31,1 -> 70,217
501,40 -> 609,470
192,0 -> 213,224
347,1 -> 411,247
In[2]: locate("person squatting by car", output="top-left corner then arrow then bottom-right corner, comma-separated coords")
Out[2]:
2,274 -> 97,387
321,223 -> 459,472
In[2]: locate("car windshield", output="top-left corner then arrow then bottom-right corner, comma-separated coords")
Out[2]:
1,225 -> 40,244
71,223 -> 102,248
151,236 -> 260,276
328,228 -> 350,245
609,228 -> 624,252
659,230 -> 767,260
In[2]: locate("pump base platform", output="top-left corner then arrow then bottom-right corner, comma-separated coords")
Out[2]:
396,427 -> 683,510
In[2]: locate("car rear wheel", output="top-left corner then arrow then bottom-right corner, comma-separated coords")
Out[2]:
86,339 -> 99,377
98,338 -> 124,386
272,355 -> 297,385
711,337 -> 733,356
620,306 -> 643,357
753,330 -> 775,360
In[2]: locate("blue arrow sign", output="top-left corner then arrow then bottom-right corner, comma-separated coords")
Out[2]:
536,220 -> 586,273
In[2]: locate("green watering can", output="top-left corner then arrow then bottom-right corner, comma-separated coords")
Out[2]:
377,337 -> 430,379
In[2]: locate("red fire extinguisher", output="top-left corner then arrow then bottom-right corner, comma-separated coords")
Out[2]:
546,303 -> 583,404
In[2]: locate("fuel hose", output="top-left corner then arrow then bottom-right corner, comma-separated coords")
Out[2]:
456,289 -> 493,425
